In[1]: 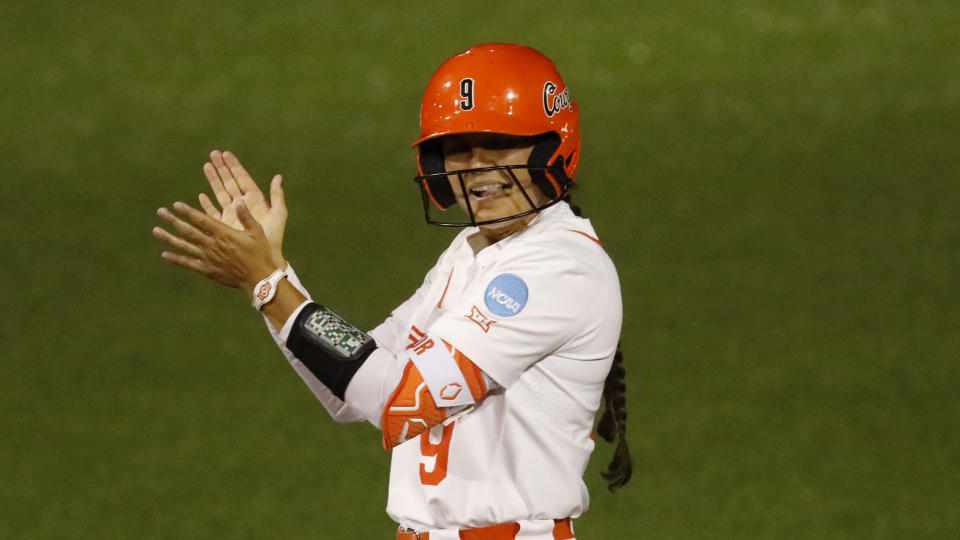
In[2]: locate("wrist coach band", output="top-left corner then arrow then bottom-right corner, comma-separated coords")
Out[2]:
251,265 -> 288,311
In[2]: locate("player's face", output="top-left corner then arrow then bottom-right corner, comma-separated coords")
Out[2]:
442,133 -> 548,235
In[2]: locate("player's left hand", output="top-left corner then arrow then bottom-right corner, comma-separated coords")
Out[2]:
198,150 -> 287,266
153,199 -> 281,296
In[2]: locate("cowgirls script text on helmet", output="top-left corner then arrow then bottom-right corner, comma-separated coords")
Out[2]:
543,81 -> 573,117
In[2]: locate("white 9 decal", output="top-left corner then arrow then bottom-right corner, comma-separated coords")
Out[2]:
458,78 -> 474,111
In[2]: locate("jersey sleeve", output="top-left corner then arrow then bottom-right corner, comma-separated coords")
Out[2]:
427,245 -> 591,388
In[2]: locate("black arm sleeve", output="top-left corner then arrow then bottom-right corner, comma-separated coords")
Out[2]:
285,302 -> 376,400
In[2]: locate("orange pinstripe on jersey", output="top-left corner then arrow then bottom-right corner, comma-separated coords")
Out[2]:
437,268 -> 455,308
567,229 -> 602,245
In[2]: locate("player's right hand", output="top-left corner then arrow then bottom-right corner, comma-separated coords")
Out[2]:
198,150 -> 287,265
154,199 -> 279,296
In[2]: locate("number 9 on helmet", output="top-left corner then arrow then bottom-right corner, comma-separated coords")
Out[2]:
413,43 -> 582,227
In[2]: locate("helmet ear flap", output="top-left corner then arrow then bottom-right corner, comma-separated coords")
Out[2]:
528,133 -> 569,199
418,139 -> 457,209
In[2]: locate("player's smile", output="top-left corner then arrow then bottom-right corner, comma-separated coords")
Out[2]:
453,171 -> 536,221
466,178 -> 513,202
440,133 -> 549,234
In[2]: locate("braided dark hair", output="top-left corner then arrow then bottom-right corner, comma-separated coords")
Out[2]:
562,194 -> 582,217
563,196 -> 632,490
597,344 -> 632,490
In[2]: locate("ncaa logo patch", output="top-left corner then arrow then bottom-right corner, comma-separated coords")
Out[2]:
484,274 -> 528,317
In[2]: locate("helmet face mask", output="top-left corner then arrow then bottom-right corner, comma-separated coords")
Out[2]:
414,163 -> 571,227
412,43 -> 580,228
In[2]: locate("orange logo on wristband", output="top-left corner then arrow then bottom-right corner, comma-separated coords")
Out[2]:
257,283 -> 272,300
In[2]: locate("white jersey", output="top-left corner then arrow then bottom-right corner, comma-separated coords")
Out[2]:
269,202 -> 622,538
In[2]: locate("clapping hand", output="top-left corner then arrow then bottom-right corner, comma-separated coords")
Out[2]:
199,150 -> 287,265
153,150 -> 288,295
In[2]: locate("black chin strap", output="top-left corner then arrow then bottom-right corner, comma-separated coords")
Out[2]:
527,133 -> 567,198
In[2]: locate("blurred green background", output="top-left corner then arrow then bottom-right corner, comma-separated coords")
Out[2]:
2,0 -> 957,538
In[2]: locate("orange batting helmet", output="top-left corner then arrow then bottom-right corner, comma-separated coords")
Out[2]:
413,43 -> 581,226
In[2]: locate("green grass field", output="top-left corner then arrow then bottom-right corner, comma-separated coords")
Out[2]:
2,1 -> 958,537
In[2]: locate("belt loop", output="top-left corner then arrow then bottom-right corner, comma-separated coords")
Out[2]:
397,527 -> 430,540
553,518 -> 574,540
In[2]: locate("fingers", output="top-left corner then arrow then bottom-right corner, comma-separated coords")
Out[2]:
154,206 -> 214,276
154,199 -> 272,290
222,151 -> 262,195
203,161 -> 233,209
210,150 -> 243,199
198,193 -> 221,219
159,201 -> 226,238
152,225 -> 204,258
159,249 -> 207,274
157,206 -> 212,246
269,174 -> 286,215
235,200 -> 263,233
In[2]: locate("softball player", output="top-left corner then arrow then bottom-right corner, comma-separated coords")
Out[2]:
154,43 -> 631,539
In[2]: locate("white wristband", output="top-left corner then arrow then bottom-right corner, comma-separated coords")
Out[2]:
251,265 -> 288,311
